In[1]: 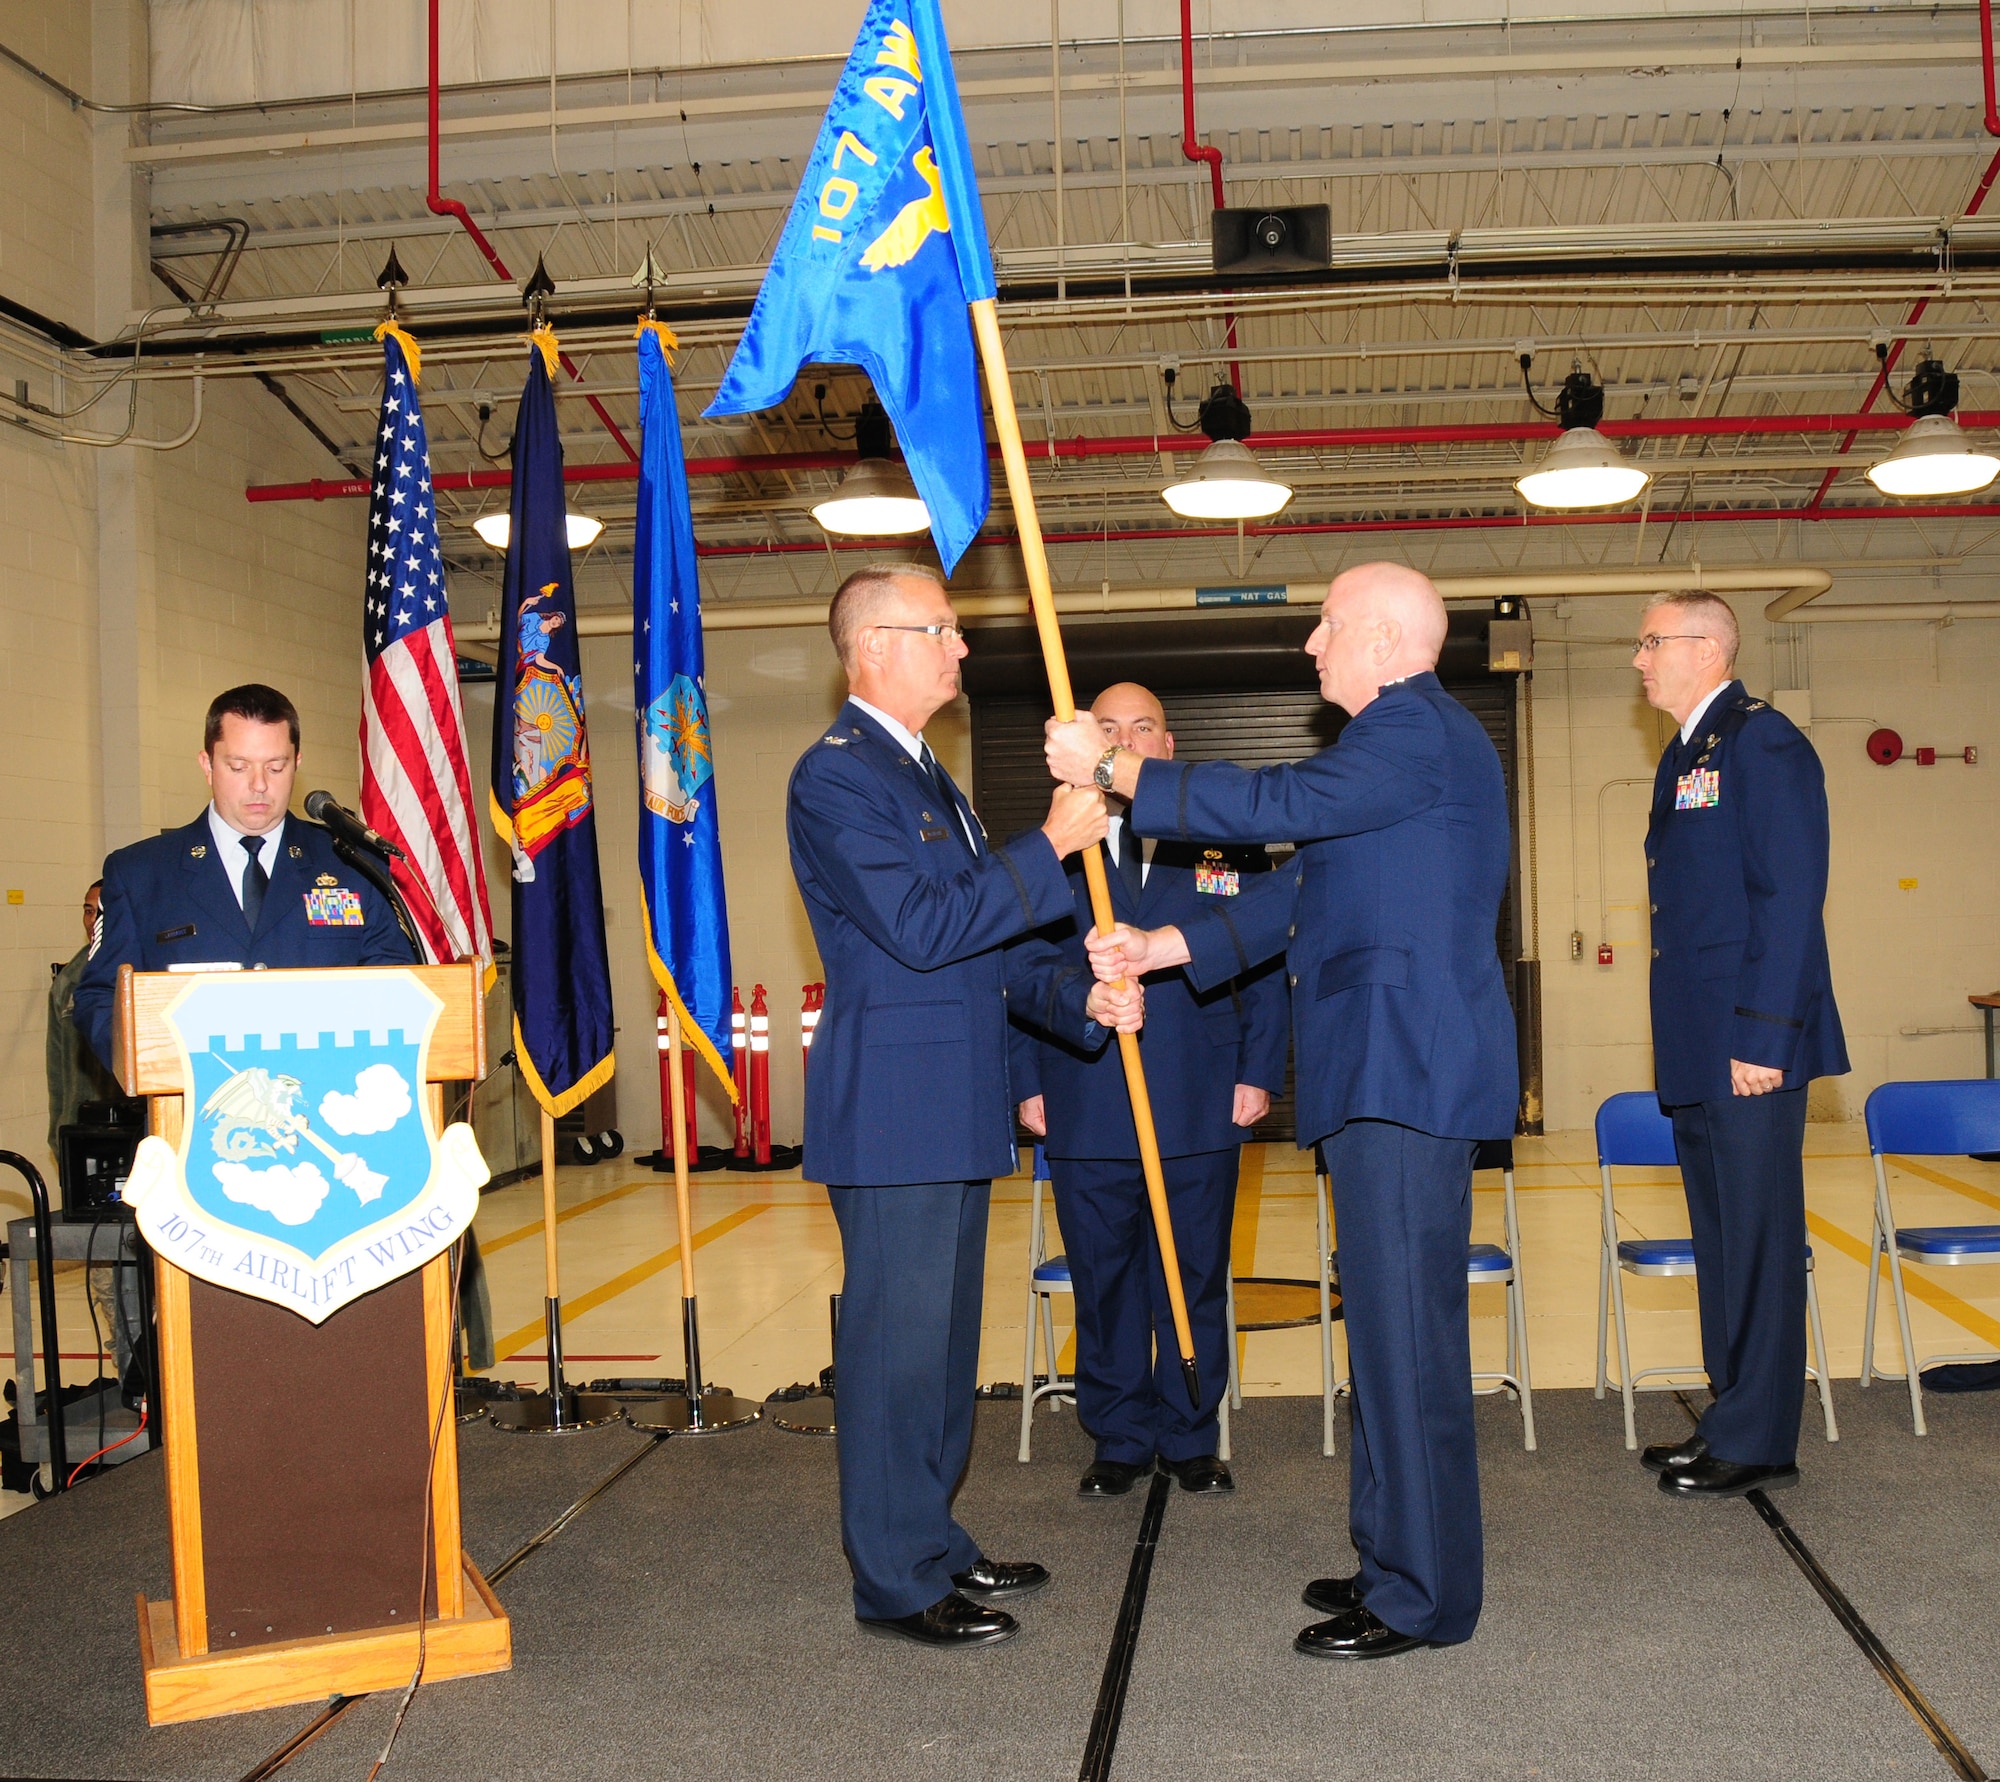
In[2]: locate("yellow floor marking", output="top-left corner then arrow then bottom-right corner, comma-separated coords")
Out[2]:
1886,1155 -> 2000,1215
494,1203 -> 772,1360
1231,1142 -> 1268,1382
1806,1210 -> 2000,1352
480,1178 -> 654,1254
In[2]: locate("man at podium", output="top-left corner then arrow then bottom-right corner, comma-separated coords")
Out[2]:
75,684 -> 413,1070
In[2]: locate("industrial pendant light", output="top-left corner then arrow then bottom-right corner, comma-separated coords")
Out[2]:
472,511 -> 604,551
1161,382 -> 1294,520
1513,363 -> 1651,510
810,399 -> 931,537
1865,358 -> 2000,499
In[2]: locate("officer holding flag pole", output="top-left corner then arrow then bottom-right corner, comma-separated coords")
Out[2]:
708,0 -> 1186,1644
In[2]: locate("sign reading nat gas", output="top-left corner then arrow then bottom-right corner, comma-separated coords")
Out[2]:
122,968 -> 489,1323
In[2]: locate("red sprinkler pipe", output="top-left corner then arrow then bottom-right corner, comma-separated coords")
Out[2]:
1179,0 -> 1240,389
426,0 -> 638,462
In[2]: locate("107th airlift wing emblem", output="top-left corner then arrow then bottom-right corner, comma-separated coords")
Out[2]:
121,967 -> 488,1322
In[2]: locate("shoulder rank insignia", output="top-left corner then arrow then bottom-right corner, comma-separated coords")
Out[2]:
189,844 -> 207,859
315,871 -> 339,887
821,734 -> 849,746
1742,699 -> 1767,712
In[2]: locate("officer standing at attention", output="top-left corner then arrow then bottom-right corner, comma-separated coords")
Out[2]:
1632,593 -> 1847,1499
787,563 -> 1130,1649
1046,562 -> 1517,1661
1010,681 -> 1288,1500
74,684 -> 413,1072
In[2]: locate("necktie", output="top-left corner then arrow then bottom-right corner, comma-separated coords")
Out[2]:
1115,820 -> 1144,905
240,833 -> 268,932
920,744 -> 975,853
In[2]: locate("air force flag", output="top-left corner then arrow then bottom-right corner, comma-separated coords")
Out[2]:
634,320 -> 736,1091
705,0 -> 995,572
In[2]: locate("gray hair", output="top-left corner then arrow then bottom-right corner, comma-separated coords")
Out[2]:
827,562 -> 945,670
1642,591 -> 1740,668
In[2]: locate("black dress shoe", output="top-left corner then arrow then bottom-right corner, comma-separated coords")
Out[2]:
1294,1606 -> 1431,1660
951,1558 -> 1050,1600
1657,1455 -> 1800,1499
1302,1573 -> 1361,1615
1079,1458 -> 1151,1498
1641,1433 -> 1708,1475
1163,1454 -> 1234,1494
856,1591 -> 1018,1647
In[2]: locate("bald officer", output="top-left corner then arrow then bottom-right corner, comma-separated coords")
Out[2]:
1633,593 -> 1846,1499
787,563 -> 1128,1649
76,684 -> 413,1071
1046,563 -> 1517,1661
1010,681 -> 1288,1500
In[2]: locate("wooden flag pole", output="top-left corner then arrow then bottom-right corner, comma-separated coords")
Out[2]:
538,1108 -> 565,1404
969,296 -> 1202,1405
625,1010 -> 762,1433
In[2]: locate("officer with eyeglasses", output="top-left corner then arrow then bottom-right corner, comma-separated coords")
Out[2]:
1633,593 -> 1846,1501
786,561 -> 1133,1649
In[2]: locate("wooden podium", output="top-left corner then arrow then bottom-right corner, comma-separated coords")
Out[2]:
115,962 -> 512,1725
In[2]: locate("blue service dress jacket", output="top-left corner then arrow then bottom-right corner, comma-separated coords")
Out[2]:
75,810 -> 415,1072
1008,835 -> 1290,1159
1127,672 -> 1519,1146
787,701 -> 1083,1187
1646,680 -> 1848,1105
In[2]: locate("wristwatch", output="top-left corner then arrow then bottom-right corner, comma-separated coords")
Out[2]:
1092,745 -> 1123,792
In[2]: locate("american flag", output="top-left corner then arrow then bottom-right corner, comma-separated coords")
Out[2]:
358,325 -> 493,973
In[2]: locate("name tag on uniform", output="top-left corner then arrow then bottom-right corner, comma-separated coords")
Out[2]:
920,826 -> 949,843
1195,858 -> 1240,896
1674,769 -> 1720,810
304,886 -> 365,926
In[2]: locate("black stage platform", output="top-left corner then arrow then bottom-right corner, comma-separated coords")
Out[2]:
2,1385 -> 1995,1780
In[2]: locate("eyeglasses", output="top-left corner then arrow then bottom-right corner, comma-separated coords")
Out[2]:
872,622 -> 965,644
1632,633 -> 1710,654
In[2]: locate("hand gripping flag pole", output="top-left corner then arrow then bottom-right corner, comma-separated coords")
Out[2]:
705,0 -> 1200,1405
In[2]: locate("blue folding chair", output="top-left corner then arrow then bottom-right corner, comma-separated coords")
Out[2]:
1017,1145 -> 1236,1461
1316,1136 -> 1537,1456
1861,1079 -> 2000,1435
1595,1091 -> 1836,1451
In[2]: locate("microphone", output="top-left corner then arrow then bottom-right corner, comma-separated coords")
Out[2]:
304,790 -> 407,861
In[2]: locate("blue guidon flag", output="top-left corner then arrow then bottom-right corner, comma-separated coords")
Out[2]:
633,320 -> 736,1093
121,969 -> 490,1323
489,327 -> 617,1118
705,0 -> 996,573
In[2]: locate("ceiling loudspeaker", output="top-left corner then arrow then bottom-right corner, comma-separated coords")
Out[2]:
1210,205 -> 1332,276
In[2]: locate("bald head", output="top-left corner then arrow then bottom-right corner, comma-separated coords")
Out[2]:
1090,681 -> 1173,772
1306,562 -> 1450,716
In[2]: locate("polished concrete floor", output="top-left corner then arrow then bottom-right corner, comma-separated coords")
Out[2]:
5,1120 -> 1999,1520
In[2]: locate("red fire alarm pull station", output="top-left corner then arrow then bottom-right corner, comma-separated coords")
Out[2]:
1866,728 -> 1976,766
1598,942 -> 1615,966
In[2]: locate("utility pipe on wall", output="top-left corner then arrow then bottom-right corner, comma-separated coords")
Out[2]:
457,565 -> 1837,643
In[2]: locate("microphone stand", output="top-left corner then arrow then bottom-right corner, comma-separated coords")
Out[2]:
328,835 -> 424,961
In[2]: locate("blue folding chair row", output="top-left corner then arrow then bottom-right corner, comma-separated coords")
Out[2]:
1594,1091 -> 1838,1452
1861,1078 -> 2000,1435
1317,1136 -> 1536,1455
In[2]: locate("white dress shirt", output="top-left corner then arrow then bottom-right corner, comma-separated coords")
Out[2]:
849,697 -> 979,850
1679,681 -> 1730,747
207,806 -> 287,908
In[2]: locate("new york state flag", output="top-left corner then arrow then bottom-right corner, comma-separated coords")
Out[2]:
705,0 -> 995,573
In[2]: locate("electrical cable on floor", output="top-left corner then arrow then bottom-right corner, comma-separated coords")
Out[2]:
231,1404 -> 668,1782
1671,1392 -> 1989,1781
362,1245 -> 467,1782
1078,1467 -> 1172,1782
